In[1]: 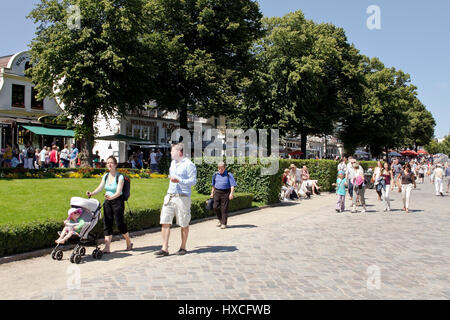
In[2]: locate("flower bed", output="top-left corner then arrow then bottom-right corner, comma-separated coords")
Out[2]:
0,167 -> 167,180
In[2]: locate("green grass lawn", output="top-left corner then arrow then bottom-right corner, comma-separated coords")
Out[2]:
0,179 -> 259,226
0,178 -> 217,225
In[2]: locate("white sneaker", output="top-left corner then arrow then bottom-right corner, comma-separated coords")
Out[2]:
361,209 -> 366,213
383,208 -> 388,212
387,208 -> 391,212
351,206 -> 357,213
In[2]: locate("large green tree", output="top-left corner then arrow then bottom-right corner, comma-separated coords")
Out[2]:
339,57 -> 418,157
28,0 -> 153,164
441,135 -> 450,156
425,134 -> 450,156
241,11 -> 365,157
425,138 -> 441,155
403,98 -> 436,151
142,0 -> 264,130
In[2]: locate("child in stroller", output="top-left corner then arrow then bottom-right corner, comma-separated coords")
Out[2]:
55,208 -> 85,244
51,197 -> 103,264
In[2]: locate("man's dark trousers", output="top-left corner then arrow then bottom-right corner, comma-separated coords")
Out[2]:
213,189 -> 231,225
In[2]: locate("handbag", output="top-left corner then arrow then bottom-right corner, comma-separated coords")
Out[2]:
206,198 -> 214,211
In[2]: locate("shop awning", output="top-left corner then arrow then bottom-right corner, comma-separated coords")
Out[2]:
21,125 -> 75,137
95,133 -> 149,142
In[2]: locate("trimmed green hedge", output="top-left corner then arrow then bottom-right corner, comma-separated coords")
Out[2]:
195,161 -> 281,204
157,156 -> 171,175
279,159 -> 338,192
279,160 -> 378,192
359,161 -> 378,171
0,193 -> 253,257
195,158 -> 375,203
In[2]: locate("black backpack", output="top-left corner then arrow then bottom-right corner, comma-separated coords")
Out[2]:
106,173 -> 131,201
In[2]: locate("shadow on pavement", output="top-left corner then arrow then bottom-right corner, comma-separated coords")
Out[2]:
122,245 -> 162,255
277,201 -> 302,206
76,251 -> 133,263
388,209 -> 424,213
188,246 -> 238,255
226,224 -> 257,229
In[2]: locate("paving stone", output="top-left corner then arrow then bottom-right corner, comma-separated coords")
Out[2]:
2,182 -> 449,300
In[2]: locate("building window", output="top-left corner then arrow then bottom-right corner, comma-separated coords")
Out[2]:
12,84 -> 25,108
18,127 -> 26,145
24,62 -> 32,74
131,125 -> 158,144
149,126 -> 158,144
132,125 -> 141,139
126,124 -> 132,137
31,87 -> 43,110
164,127 -> 171,143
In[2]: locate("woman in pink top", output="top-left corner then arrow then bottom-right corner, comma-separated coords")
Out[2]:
380,162 -> 394,212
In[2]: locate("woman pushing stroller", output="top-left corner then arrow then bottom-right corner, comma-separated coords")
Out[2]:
87,156 -> 133,254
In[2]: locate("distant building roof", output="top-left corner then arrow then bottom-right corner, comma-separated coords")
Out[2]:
0,55 -> 13,68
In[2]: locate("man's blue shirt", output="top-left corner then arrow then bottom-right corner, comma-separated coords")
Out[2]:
70,148 -> 79,160
212,170 -> 237,190
167,157 -> 197,196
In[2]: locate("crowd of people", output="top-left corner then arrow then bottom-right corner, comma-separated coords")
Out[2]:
0,141 -> 170,171
333,156 -> 449,214
3,141 -> 442,256
0,142 -> 81,169
281,164 -> 322,201
128,149 -> 164,171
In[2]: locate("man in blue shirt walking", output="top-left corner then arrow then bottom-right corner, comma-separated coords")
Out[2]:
70,143 -> 79,168
210,162 -> 237,229
155,143 -> 197,257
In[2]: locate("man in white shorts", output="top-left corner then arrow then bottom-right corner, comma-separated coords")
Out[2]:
155,143 -> 197,257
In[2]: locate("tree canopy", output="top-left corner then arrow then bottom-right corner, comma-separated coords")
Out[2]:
142,0 -> 264,129
28,0 -> 154,163
241,11 -> 366,157
404,98 -> 436,151
27,2 -> 437,160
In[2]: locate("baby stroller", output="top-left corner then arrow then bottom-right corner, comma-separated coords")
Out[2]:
51,197 -> 103,264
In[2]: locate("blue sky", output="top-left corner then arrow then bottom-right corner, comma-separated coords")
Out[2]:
1,0 -> 448,138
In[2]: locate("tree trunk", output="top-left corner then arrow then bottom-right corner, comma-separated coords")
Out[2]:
300,130 -> 307,159
79,109 -> 96,167
385,146 -> 389,163
179,105 -> 188,130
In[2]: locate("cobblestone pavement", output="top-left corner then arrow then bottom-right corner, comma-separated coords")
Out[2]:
1,180 -> 449,300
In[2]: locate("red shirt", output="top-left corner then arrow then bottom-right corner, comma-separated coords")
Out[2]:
50,150 -> 58,163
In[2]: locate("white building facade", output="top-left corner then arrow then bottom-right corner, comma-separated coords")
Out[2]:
0,51 -> 67,150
